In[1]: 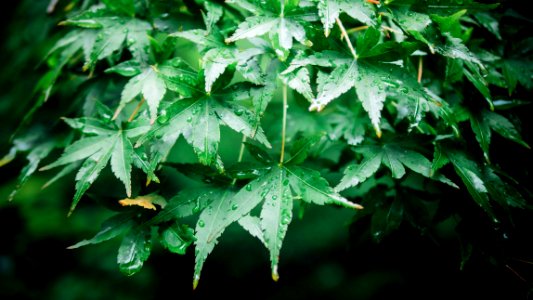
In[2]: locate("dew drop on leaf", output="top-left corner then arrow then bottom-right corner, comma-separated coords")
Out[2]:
234,108 -> 244,116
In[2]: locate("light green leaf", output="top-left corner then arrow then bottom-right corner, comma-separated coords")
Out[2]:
312,61 -> 358,111
63,117 -> 117,136
317,0 -> 340,37
225,16 -> 278,43
286,166 -> 362,209
238,215 -> 265,245
193,183 -> 262,288
111,132 -> 134,197
9,141 -> 56,201
260,167 -> 292,281
354,62 -> 387,137
203,2 -> 224,31
137,97 -> 270,169
119,68 -> 166,123
170,29 -> 224,48
336,151 -> 382,191
282,67 -> 314,101
285,134 -> 323,165
40,136 -> 114,170
72,145 -> 115,215
203,48 -> 236,93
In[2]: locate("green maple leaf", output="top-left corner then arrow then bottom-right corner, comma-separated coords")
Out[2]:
192,135 -> 361,288
60,6 -> 152,69
0,130 -> 60,201
106,57 -> 199,122
136,88 -> 272,170
316,0 -> 377,37
192,166 -> 361,288
225,0 -> 316,60
117,225 -> 153,276
172,19 -> 266,92
336,141 -> 456,191
40,117 -> 151,214
287,42 -> 439,136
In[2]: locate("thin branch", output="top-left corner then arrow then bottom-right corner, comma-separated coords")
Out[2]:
417,56 -> 423,83
345,25 -> 369,36
128,97 -> 146,122
505,264 -> 527,282
336,18 -> 357,59
279,84 -> 288,165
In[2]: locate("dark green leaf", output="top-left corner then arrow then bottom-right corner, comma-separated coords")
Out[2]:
117,226 -> 152,276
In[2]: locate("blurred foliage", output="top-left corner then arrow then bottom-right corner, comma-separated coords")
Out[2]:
1,0 -> 533,299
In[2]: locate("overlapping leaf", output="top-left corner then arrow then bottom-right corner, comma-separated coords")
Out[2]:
136,92 -> 271,170
225,0 -> 316,60
40,117 -> 151,214
59,6 -> 152,68
337,142 -> 456,191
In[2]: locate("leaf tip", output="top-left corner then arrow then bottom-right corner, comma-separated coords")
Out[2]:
193,275 -> 200,290
112,107 -> 122,121
375,127 -> 382,139
271,265 -> 279,282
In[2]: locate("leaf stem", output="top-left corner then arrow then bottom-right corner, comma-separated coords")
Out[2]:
237,136 -> 247,163
279,84 -> 288,165
127,97 -> 146,122
231,135 -> 248,186
345,25 -> 369,36
336,18 -> 357,59
417,56 -> 423,83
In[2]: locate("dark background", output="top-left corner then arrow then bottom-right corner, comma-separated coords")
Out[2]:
1,1 -> 533,299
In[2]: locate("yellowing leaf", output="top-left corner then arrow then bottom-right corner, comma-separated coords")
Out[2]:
119,194 -> 167,210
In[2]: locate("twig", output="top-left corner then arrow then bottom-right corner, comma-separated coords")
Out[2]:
336,18 -> 357,59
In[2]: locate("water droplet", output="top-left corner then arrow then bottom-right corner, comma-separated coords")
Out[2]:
157,113 -> 169,124
245,184 -> 252,191
186,116 -> 192,123
234,108 -> 244,116
282,179 -> 289,186
231,204 -> 238,210
272,195 -> 278,200
198,220 -> 205,227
